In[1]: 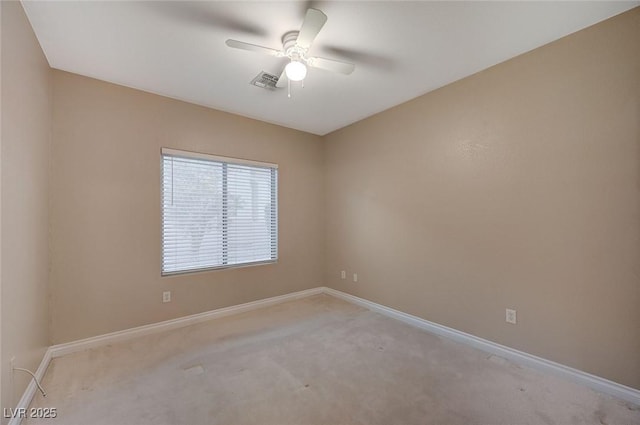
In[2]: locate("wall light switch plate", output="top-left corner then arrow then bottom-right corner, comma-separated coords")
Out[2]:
341,270 -> 346,279
163,291 -> 171,303
353,273 -> 358,283
506,308 -> 517,324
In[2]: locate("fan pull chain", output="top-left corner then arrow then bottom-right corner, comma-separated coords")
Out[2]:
288,79 -> 291,98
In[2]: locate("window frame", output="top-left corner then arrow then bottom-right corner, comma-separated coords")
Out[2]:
160,148 -> 278,276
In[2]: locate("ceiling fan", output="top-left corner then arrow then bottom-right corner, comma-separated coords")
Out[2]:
225,8 -> 355,97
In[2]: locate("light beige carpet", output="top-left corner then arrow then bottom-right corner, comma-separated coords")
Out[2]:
25,294 -> 639,424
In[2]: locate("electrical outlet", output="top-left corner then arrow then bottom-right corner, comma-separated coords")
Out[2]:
341,270 -> 346,279
353,273 -> 358,283
506,308 -> 517,324
163,291 -> 171,303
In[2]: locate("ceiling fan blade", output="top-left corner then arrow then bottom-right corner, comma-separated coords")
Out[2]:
145,3 -> 268,37
296,8 -> 327,49
308,57 -> 355,75
322,45 -> 395,71
276,68 -> 288,88
225,39 -> 281,57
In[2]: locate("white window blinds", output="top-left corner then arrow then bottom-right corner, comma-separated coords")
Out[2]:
161,148 -> 278,275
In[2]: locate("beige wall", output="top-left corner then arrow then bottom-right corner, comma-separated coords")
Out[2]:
324,8 -> 640,389
1,0 -> 52,414
0,1 -> 3,410
50,71 -> 324,344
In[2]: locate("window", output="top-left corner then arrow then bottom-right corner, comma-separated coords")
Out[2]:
161,148 -> 278,275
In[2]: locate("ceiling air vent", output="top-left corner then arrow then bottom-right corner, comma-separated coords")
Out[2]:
250,71 -> 279,90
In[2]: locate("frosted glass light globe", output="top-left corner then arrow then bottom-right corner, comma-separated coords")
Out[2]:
285,61 -> 307,81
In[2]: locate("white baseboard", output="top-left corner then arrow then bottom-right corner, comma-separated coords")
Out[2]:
323,287 -> 640,406
50,287 -> 324,358
10,285 -> 639,422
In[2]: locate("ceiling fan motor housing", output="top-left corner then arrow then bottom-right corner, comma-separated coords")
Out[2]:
281,31 -> 307,63
282,31 -> 300,50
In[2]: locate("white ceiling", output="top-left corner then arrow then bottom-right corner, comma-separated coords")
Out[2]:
22,1 -> 638,135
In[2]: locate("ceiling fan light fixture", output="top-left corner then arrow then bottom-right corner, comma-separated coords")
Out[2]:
285,60 -> 307,82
